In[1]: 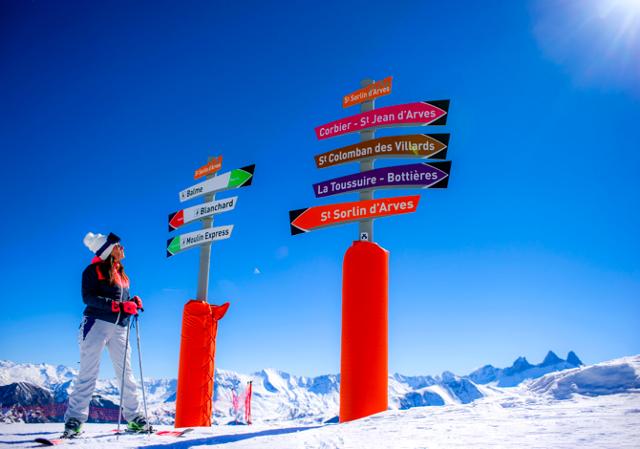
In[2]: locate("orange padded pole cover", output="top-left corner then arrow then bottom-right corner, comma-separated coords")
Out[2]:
340,241 -> 388,422
175,300 -> 229,427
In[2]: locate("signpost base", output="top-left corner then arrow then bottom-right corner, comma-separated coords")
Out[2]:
339,241 -> 388,422
175,300 -> 229,428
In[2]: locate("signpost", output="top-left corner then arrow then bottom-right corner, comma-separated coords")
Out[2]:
314,100 -> 449,140
313,162 -> 451,198
168,155 -> 256,428
314,134 -> 449,169
289,195 -> 420,235
179,165 -> 254,202
291,76 -> 453,424
168,196 -> 238,231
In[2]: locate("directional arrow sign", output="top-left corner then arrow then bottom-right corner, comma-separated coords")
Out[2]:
194,155 -> 223,180
179,165 -> 254,202
315,100 -> 449,140
343,76 -> 392,108
166,225 -> 234,257
168,196 -> 238,231
314,134 -> 449,168
313,161 -> 451,198
289,195 -> 420,235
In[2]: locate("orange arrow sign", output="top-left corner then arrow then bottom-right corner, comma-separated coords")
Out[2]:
289,195 -> 420,235
194,156 -> 223,180
342,77 -> 393,108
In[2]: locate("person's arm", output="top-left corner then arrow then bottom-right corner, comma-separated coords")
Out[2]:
81,266 -> 114,311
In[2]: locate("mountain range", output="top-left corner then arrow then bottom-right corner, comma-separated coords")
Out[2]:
0,351 -> 584,424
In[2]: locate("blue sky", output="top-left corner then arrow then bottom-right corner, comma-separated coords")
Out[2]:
1,0 -> 638,379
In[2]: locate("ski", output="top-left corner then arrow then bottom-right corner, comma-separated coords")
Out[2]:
34,428 -> 193,446
111,427 -> 194,437
33,436 -> 81,446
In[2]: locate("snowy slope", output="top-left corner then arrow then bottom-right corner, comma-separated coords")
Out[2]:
1,356 -> 638,448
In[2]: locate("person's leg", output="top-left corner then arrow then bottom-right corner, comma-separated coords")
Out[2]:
106,321 -> 141,422
64,318 -> 109,423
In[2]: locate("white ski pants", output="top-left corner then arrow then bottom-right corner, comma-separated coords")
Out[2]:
65,317 -> 141,423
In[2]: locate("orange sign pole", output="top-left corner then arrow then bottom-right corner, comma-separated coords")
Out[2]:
341,78 -> 387,422
340,241 -> 388,422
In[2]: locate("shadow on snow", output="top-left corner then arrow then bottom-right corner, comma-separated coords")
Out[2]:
139,426 -> 322,449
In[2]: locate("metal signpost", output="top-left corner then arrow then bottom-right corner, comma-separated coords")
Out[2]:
168,155 -> 256,427
290,77 -> 452,423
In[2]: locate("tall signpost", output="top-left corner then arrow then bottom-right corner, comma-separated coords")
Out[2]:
168,156 -> 255,428
290,78 -> 452,423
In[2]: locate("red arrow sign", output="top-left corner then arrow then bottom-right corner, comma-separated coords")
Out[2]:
289,195 -> 420,235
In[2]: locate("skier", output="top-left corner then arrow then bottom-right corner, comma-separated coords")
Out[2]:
62,232 -> 150,438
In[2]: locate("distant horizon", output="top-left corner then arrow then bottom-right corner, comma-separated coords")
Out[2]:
4,348 -> 631,381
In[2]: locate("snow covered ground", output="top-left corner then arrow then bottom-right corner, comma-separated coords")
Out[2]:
1,355 -> 639,449
1,393 -> 638,448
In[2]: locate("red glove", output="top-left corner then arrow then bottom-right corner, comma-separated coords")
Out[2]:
131,296 -> 144,312
111,301 -> 138,315
121,301 -> 138,315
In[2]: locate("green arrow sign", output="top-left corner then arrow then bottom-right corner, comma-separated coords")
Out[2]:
166,225 -> 234,257
179,164 -> 255,203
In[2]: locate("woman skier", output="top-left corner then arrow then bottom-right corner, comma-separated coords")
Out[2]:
62,232 -> 150,438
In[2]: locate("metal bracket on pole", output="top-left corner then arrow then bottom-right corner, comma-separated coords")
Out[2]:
196,157 -> 216,302
358,78 -> 376,242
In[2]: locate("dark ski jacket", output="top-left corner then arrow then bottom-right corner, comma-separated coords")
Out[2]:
81,257 -> 131,326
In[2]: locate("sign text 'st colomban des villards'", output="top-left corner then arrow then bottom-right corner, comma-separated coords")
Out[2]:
315,134 -> 449,168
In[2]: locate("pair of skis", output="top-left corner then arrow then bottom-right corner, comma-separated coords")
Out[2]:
34,428 -> 193,446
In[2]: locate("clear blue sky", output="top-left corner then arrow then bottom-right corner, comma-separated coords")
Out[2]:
1,0 -> 638,379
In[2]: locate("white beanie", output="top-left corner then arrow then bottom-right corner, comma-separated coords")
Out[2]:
83,232 -> 121,260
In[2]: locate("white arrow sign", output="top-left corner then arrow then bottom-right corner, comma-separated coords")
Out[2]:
179,165 -> 254,203
168,196 -> 238,231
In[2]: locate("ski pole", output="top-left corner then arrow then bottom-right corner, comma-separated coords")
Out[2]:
134,314 -> 150,435
116,318 -> 132,438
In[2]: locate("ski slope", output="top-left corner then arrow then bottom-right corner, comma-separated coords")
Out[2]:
1,355 -> 638,448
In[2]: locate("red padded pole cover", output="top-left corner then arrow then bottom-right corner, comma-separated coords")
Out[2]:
340,241 -> 389,422
175,300 -> 229,427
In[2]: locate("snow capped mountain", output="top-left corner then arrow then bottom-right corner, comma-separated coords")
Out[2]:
468,350 -> 583,387
526,355 -> 640,400
0,350 -> 621,425
0,382 -> 53,406
0,361 -> 76,390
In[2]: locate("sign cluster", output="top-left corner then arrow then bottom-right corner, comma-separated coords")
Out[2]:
289,77 -> 452,237
167,156 -> 255,257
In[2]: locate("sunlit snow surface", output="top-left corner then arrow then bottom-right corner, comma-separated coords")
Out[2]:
1,356 -> 639,448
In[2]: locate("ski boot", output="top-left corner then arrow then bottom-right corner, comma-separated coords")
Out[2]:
127,415 -> 153,433
61,417 -> 82,438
